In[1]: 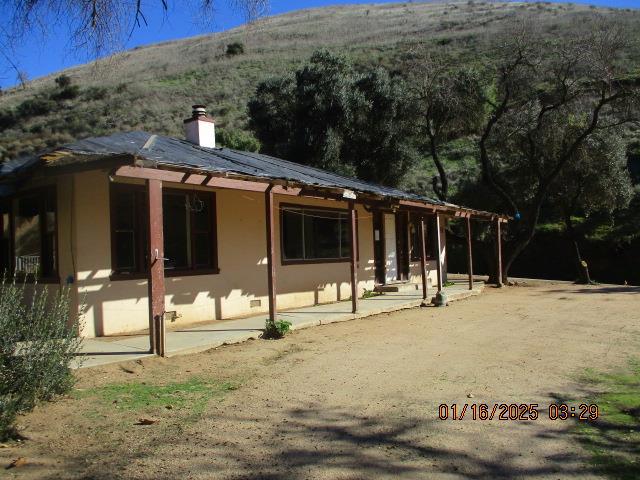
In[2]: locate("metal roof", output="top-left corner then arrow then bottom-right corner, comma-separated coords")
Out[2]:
1,131 -> 504,218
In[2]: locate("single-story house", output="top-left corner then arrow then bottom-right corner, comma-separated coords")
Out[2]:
0,105 -> 507,355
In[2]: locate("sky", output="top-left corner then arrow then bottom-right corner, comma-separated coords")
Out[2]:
0,0 -> 638,89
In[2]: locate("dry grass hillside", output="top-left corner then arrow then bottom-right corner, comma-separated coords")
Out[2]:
0,1 -> 639,161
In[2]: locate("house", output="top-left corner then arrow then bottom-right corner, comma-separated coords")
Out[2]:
0,105 -> 507,355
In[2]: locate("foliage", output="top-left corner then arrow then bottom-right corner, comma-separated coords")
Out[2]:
226,42 -> 245,56
217,127 -> 260,152
54,75 -> 72,89
16,97 -> 56,117
262,319 -> 292,339
248,50 -> 419,186
51,85 -> 81,101
0,280 -> 83,440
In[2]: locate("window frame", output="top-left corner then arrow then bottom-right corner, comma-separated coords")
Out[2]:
409,214 -> 438,262
279,203 -> 358,266
109,183 -> 219,280
4,186 -> 59,283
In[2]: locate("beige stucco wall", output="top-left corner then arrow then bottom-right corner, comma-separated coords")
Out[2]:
15,170 -> 446,337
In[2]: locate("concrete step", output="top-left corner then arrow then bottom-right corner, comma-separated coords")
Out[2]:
374,282 -> 421,293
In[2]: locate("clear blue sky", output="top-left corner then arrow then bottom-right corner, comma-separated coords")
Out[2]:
0,0 -> 638,88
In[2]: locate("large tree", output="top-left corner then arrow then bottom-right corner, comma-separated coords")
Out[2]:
248,50 -> 419,186
477,17 -> 640,282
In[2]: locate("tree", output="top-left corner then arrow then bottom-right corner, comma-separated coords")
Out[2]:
551,131 -> 633,283
248,50 -> 419,186
476,17 -> 640,282
408,53 -> 485,201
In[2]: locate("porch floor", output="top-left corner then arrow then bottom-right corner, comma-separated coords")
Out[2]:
75,278 -> 484,369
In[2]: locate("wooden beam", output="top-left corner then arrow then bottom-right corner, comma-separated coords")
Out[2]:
496,217 -> 503,287
435,214 -> 443,292
265,185 -> 277,321
349,200 -> 358,314
419,216 -> 428,300
466,216 -> 474,291
146,179 -> 166,356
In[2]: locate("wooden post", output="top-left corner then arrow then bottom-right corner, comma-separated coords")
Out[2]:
466,216 -> 474,291
496,218 -> 503,287
349,200 -> 358,313
419,216 -> 428,300
147,179 -> 165,356
435,214 -> 443,292
265,185 -> 277,321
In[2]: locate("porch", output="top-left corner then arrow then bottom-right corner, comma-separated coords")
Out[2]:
75,278 -> 485,369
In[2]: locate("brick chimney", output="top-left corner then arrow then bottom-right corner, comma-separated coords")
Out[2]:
184,105 -> 215,148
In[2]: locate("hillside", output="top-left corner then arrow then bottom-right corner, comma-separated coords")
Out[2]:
1,1 -> 639,163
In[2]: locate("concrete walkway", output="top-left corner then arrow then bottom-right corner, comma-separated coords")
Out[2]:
75,279 -> 484,369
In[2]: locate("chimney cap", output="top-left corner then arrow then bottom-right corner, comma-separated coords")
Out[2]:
184,104 -> 214,124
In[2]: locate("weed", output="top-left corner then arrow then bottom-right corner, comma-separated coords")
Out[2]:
263,319 -> 292,339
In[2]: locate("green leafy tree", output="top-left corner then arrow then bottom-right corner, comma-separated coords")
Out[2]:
216,128 -> 260,152
248,50 -> 418,186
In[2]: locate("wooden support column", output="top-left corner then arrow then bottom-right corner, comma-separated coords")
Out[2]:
466,216 -> 474,291
419,216 -> 428,300
147,179 -> 166,356
349,200 -> 358,314
435,214 -> 444,292
265,185 -> 277,321
496,218 -> 503,287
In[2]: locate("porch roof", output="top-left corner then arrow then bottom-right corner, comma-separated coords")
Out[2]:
1,131 -> 508,220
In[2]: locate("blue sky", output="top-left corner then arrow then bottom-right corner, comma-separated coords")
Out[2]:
0,0 -> 638,88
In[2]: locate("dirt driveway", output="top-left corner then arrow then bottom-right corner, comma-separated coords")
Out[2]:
3,281 -> 639,479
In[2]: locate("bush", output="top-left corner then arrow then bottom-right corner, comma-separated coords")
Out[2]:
16,97 -> 55,118
0,280 -> 83,440
51,85 -> 80,101
0,109 -> 16,131
226,42 -> 245,56
217,128 -> 261,152
54,75 -> 72,88
262,319 -> 292,339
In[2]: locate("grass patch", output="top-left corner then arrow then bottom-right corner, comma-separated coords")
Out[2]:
76,377 -> 239,417
574,360 -> 640,479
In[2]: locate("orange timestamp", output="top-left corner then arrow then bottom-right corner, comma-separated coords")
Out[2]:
438,403 -> 600,421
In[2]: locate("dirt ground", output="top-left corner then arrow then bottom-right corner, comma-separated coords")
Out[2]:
2,281 -> 639,479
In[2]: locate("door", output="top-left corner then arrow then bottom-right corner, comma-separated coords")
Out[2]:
395,212 -> 410,281
373,211 -> 385,285
384,213 -> 397,283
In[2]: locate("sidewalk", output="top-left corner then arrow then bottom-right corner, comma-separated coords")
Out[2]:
75,279 -> 484,369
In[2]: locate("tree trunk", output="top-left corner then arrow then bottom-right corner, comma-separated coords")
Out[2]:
563,214 -> 591,284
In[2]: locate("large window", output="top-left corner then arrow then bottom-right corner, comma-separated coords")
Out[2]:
110,184 -> 218,277
409,215 -> 438,262
0,187 -> 57,279
281,206 -> 352,263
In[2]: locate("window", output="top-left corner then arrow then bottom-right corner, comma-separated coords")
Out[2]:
281,206 -> 352,263
409,215 -> 438,262
1,187 -> 57,279
110,184 -> 218,277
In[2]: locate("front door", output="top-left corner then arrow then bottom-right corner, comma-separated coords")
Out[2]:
396,212 -> 410,281
373,211 -> 385,285
384,213 -> 397,283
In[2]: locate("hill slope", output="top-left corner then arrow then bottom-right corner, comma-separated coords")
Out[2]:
0,1 -> 639,161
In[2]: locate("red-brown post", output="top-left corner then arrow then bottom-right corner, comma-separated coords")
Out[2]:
496,218 -> 503,287
419,216 -> 428,300
435,214 -> 443,292
466,216 -> 474,290
147,178 -> 166,356
349,200 -> 358,313
265,185 -> 277,320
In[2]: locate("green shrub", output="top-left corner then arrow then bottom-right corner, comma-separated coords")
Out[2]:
0,110 -> 16,131
0,280 -> 83,440
226,42 -> 245,56
217,128 -> 260,152
83,86 -> 109,101
51,85 -> 80,101
54,75 -> 72,89
262,319 -> 292,339
16,97 -> 56,118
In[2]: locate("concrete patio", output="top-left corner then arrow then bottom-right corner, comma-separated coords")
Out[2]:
75,279 -> 484,369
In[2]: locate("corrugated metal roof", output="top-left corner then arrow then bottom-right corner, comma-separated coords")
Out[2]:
1,131 -> 499,216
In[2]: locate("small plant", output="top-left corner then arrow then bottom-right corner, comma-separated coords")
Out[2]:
262,319 -> 292,339
226,42 -> 245,56
443,280 -> 455,287
0,279 -> 83,440
362,289 -> 382,299
54,74 -> 72,89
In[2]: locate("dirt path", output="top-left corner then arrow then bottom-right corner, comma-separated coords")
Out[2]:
3,282 -> 639,479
